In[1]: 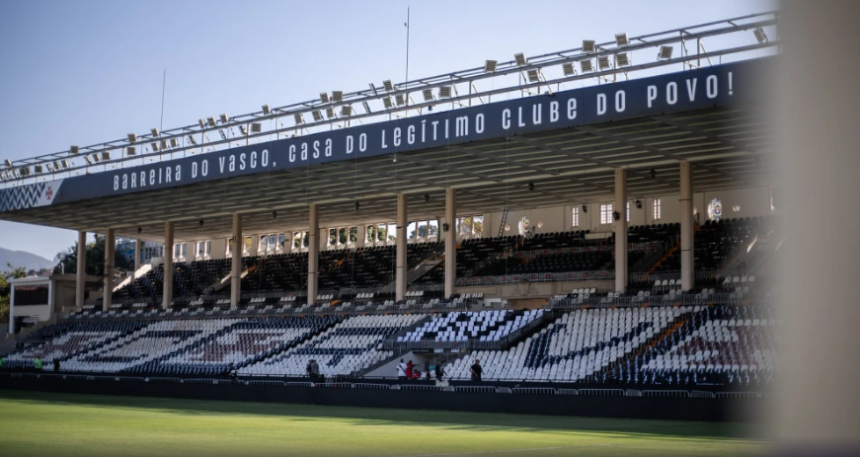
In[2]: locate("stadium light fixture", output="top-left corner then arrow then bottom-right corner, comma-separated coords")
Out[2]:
219,113 -> 229,123
61,160 -> 70,169
562,62 -> 575,76
332,91 -> 343,103
439,86 -> 452,98
294,113 -> 304,125
615,32 -> 629,47
250,123 -> 262,133
326,107 -> 335,119
20,166 -> 31,176
70,145 -> 79,155
382,97 -> 393,109
362,101 -> 372,113
126,146 -> 136,156
151,128 -> 160,137
754,27 -> 768,44
90,154 -> 100,163
4,159 -> 11,167
616,52 -> 631,67
160,139 -> 169,150
422,89 -> 434,102
151,142 -> 160,152
395,94 -> 406,106
658,45 -> 674,60
580,59 -> 594,73
341,105 -> 352,116
514,52 -> 527,66
320,92 -> 330,103
598,55 -> 612,70
484,59 -> 497,72
582,40 -> 596,52
312,110 -> 324,121
127,133 -> 137,143
34,164 -> 43,174
50,162 -> 59,171
383,80 -> 394,92
207,117 -> 217,127
527,69 -> 540,82
198,119 -> 206,129
170,138 -> 179,148
261,104 -> 271,115
101,151 -> 111,161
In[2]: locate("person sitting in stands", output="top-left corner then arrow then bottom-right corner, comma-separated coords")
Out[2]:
34,358 -> 43,371
411,369 -> 422,380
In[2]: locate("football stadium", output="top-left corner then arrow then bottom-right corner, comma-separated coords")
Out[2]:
0,8 -> 789,457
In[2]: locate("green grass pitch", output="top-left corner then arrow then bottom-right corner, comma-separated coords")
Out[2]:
0,390 -> 766,457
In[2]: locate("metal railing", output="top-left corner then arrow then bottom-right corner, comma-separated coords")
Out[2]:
456,270 -> 614,287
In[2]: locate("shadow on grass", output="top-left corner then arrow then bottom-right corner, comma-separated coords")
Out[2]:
0,389 -> 761,443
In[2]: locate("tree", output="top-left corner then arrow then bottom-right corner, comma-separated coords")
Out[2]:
54,238 -> 132,276
0,263 -> 26,322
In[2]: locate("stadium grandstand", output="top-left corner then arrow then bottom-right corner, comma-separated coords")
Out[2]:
1,11 -> 780,421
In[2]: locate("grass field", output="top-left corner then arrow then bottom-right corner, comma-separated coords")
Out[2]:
0,390 -> 767,457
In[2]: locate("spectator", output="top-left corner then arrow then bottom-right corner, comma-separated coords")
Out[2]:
396,359 -> 407,380
53,359 -> 60,372
424,360 -> 431,380
34,358 -> 43,371
412,368 -> 421,380
406,360 -> 415,380
435,363 -> 445,382
470,359 -> 482,382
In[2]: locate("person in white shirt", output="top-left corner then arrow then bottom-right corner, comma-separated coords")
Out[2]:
396,358 -> 407,380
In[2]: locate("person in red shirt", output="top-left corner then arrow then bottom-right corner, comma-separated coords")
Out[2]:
406,360 -> 415,380
412,369 -> 421,380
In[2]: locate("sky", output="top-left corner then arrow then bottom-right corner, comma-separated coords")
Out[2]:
0,0 -> 775,261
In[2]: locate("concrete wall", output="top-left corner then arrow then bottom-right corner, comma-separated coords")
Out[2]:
455,279 -> 614,300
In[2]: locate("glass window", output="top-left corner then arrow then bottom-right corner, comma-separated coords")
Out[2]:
408,221 -> 418,240
269,235 -> 276,251
278,234 -> 286,250
205,241 -> 211,256
338,227 -> 348,245
572,207 -> 580,227
428,220 -> 439,240
302,231 -> 309,248
387,223 -> 397,243
600,203 -> 613,225
260,235 -> 268,252
472,215 -> 484,237
181,243 -> 187,259
349,227 -> 358,244
328,229 -> 337,246
366,225 -> 376,243
653,198 -> 662,220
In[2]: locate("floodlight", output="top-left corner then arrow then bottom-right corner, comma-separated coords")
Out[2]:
250,123 -> 262,133
261,104 -> 271,115
527,69 -> 540,82
53,161 -> 60,171
312,110 -> 323,121
598,55 -> 612,70
326,107 -> 335,118
439,86 -> 451,98
70,145 -> 79,155
91,154 -> 100,163
422,89 -> 433,102
615,32 -> 629,46
126,147 -> 136,156
382,97 -> 393,109
34,165 -> 43,174
616,52 -> 631,67
187,135 -> 197,145
583,40 -> 596,52
219,130 -> 227,141
514,53 -> 527,66
61,160 -> 70,169
170,138 -> 179,148
20,166 -> 31,176
341,105 -> 352,116
207,117 -> 217,127
362,101 -> 372,113
151,128 -> 160,137
294,113 -> 304,125
484,59 -> 497,72
151,142 -> 160,152
658,45 -> 673,60
320,92 -> 330,103
332,91 -> 343,103
580,59 -> 594,73
0,171 -> 5,180
395,94 -> 406,106
4,159 -> 11,167
127,133 -> 137,143
239,125 -> 248,135
101,151 -> 111,161
562,62 -> 575,76
383,80 -> 394,92
219,113 -> 229,123
198,119 -> 206,128
160,139 -> 169,150
754,27 -> 768,44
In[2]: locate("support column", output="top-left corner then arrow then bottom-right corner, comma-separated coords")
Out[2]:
8,285 -> 15,335
679,161 -> 694,292
231,214 -> 242,309
162,221 -> 174,309
75,231 -> 86,310
133,238 -> 142,277
307,204 -> 319,304
614,169 -> 628,293
444,189 -> 457,299
395,194 -> 407,301
103,229 -> 115,311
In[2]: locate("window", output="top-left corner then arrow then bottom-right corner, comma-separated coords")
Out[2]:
260,235 -> 269,252
457,214 -> 484,238
278,234 -> 286,251
653,198 -> 662,220
428,220 -> 439,239
572,207 -> 580,227
243,237 -> 252,255
328,229 -> 337,246
348,227 -> 358,245
600,203 -> 614,225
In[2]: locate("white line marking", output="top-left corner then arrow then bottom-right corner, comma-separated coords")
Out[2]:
376,444 -> 611,457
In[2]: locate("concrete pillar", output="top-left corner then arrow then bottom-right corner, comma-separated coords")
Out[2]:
133,238 -> 142,277
679,161 -> 694,292
102,229 -> 115,311
307,204 -> 319,303
444,188 -> 457,298
614,169 -> 628,293
162,221 -> 174,309
396,194 -> 407,301
8,284 -> 15,335
75,231 -> 86,310
231,213 -> 242,309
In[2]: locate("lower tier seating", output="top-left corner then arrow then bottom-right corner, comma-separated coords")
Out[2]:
398,310 -> 547,343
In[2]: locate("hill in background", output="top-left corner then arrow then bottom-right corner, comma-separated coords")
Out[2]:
0,247 -> 54,273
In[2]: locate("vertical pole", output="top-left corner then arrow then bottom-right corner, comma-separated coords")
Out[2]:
231,213 -> 242,309
133,238 -> 142,278
75,231 -> 86,310
103,229 -> 115,311
396,194 -> 407,301
614,169 -> 628,293
9,285 -> 15,335
163,221 -> 174,309
444,188 -> 457,298
307,204 -> 319,304
680,161 -> 694,292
